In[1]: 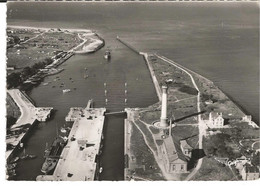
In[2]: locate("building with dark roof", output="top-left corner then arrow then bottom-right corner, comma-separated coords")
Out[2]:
180,140 -> 193,159
159,136 -> 189,173
241,164 -> 259,180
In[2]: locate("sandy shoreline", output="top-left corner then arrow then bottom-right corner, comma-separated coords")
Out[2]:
8,25 -> 104,54
7,25 -> 92,33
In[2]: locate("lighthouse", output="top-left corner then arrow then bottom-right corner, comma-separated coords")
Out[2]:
160,85 -> 168,127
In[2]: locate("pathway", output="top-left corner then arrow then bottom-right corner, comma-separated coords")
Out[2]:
154,54 -> 207,180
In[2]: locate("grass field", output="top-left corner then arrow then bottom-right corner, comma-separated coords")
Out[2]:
129,122 -> 165,180
192,157 -> 237,181
7,28 -> 82,70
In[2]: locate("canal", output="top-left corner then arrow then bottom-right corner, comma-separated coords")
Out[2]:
13,36 -> 158,180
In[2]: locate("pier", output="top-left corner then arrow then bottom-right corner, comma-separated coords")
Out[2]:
116,36 -> 140,54
140,52 -> 162,101
37,102 -> 106,181
115,36 -> 161,101
6,89 -> 53,162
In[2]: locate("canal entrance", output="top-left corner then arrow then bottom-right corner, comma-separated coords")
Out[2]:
13,37 -> 158,180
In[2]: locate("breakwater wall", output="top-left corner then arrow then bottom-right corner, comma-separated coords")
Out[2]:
141,53 -> 162,101
116,36 -> 140,54
115,37 -> 161,101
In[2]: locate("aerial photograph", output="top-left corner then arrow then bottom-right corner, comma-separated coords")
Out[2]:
4,0 -> 260,181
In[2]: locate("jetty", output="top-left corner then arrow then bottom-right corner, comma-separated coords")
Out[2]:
36,101 -> 106,181
116,36 -> 161,101
6,89 -> 53,162
116,36 -> 140,54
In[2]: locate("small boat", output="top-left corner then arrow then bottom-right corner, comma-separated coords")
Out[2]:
20,148 -> 30,160
104,50 -> 111,60
62,89 -> 71,93
20,154 -> 29,160
10,157 -> 19,163
99,167 -> 103,173
28,154 -> 37,159
6,163 -> 17,170
7,169 -> 16,178
60,127 -> 67,133
43,83 -> 49,86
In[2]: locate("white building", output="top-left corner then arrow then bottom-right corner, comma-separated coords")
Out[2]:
208,112 -> 224,128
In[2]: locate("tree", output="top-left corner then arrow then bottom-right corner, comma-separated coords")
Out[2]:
7,72 -> 22,88
22,66 -> 34,79
43,57 -> 53,65
251,152 -> 260,167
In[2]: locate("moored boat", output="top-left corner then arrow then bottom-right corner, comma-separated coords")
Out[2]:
62,89 -> 71,93
41,137 -> 67,174
104,50 -> 111,60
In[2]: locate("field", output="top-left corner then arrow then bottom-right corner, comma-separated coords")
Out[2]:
127,122 -> 165,180
192,157 -> 238,181
191,72 -> 245,120
7,28 -> 82,70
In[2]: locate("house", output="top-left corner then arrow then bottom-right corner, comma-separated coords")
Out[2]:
180,139 -> 193,159
160,136 -> 188,173
242,115 -> 252,123
208,112 -> 224,128
241,164 -> 259,180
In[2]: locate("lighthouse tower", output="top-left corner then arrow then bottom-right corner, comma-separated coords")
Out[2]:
160,85 -> 168,127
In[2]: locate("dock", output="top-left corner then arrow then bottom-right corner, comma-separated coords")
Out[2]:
140,52 -> 162,101
36,102 -> 106,181
6,89 -> 53,162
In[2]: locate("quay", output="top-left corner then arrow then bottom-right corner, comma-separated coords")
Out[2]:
36,101 -> 106,181
6,89 -> 53,162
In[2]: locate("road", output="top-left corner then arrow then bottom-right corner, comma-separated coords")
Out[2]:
14,31 -> 46,47
7,89 -> 36,128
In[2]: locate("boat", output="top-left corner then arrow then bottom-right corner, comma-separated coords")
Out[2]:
10,157 -> 19,164
7,169 -> 16,178
62,89 -> 71,93
6,163 -> 17,170
20,148 -> 29,160
60,127 -> 67,133
41,137 -> 67,174
104,50 -> 111,60
41,158 -> 58,174
99,167 -> 103,173
28,154 -> 37,159
20,154 -> 29,160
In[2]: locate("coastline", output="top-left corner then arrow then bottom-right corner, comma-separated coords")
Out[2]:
7,25 -> 105,91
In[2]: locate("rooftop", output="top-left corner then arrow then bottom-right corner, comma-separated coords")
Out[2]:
163,136 -> 187,162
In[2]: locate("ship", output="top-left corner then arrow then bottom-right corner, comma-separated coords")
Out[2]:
104,50 -> 111,60
41,137 -> 67,174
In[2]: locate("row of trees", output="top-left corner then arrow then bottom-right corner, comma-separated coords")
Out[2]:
204,133 -> 239,159
7,57 -> 53,89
